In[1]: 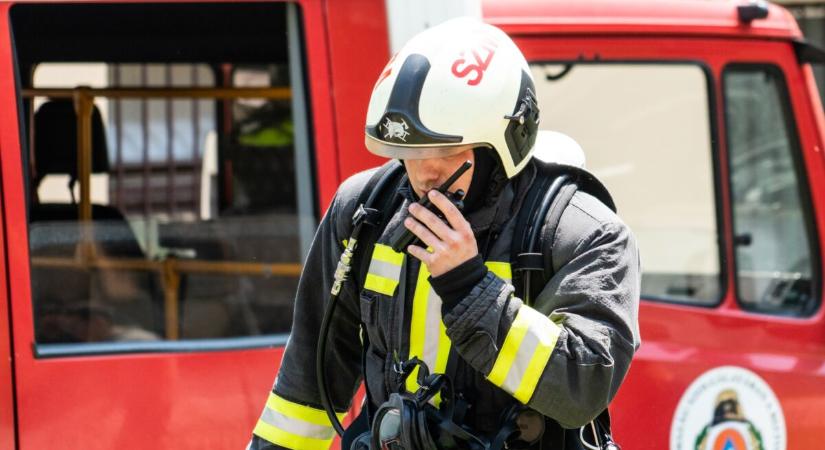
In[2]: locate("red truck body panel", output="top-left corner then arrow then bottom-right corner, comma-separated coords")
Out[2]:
0,0 -> 822,448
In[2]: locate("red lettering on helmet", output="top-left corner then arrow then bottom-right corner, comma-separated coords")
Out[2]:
374,53 -> 397,91
451,39 -> 498,86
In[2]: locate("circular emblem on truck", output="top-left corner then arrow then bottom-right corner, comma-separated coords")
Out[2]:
670,366 -> 786,450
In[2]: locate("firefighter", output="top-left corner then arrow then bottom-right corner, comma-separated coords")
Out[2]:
248,18 -> 640,449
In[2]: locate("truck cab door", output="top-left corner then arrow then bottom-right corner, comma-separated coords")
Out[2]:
516,34 -> 825,449
0,5 -> 20,447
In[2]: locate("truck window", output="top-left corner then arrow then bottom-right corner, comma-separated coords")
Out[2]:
723,65 -> 819,316
12,3 -> 316,350
531,63 -> 722,305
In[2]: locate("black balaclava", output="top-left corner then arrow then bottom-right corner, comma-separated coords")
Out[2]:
462,147 -> 503,214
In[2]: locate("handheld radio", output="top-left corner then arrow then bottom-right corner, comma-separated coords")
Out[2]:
389,160 -> 472,253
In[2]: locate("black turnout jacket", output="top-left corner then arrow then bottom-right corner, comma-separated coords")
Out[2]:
249,161 -> 641,449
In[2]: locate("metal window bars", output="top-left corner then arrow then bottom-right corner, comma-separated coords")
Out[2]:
24,86 -> 299,340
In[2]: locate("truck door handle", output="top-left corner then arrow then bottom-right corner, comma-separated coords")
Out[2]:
734,233 -> 752,246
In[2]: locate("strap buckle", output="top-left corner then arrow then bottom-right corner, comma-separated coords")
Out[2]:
514,252 -> 544,273
352,204 -> 381,228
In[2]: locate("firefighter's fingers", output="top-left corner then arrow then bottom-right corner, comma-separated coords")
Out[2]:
407,244 -> 434,266
404,217 -> 446,252
428,190 -> 471,234
408,202 -> 456,241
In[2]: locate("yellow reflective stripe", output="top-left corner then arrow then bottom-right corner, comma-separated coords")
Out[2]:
373,243 -> 404,265
253,419 -> 334,450
406,264 -> 432,394
364,244 -> 404,296
404,261 -> 512,406
485,261 -> 512,282
431,320 -> 452,407
406,262 -> 453,407
513,339 -> 555,403
487,307 -> 561,404
364,273 -> 398,296
254,392 -> 347,450
265,392 -> 346,427
487,310 -> 531,386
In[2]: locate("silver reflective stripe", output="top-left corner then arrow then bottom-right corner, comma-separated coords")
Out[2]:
260,408 -> 336,441
486,306 -> 560,403
406,264 -> 454,406
368,258 -> 402,281
499,318 -> 542,394
421,285 -> 442,371
364,244 -> 405,295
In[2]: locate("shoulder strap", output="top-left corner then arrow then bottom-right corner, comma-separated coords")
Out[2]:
536,181 -> 578,284
512,161 -> 617,303
350,160 -> 406,291
511,164 -> 577,304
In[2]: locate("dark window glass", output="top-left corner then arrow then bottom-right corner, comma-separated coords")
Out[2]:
724,65 -> 819,316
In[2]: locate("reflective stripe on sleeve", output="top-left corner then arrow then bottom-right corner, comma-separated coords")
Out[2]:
252,392 -> 346,450
363,244 -> 405,296
486,306 -> 561,404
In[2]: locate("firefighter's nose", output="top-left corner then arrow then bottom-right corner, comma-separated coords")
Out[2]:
418,158 -> 444,177
420,162 -> 441,187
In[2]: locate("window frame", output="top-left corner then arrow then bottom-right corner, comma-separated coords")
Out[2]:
721,62 -> 822,318
33,335 -> 289,358
13,2 -> 317,358
528,59 -> 728,307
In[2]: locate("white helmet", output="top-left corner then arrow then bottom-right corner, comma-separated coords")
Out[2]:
365,17 -> 539,178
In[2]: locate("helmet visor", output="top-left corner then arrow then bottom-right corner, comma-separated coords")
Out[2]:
365,135 -> 488,160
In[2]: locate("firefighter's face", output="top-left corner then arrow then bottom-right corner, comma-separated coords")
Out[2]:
404,149 -> 475,199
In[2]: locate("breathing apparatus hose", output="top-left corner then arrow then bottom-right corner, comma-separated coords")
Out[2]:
317,164 -> 404,437
522,174 -> 570,305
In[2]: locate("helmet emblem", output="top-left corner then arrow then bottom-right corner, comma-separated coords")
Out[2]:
382,117 -> 410,142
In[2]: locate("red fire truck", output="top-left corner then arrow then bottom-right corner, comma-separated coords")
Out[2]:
0,0 -> 822,449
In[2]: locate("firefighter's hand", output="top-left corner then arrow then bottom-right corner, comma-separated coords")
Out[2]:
405,190 -> 477,277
